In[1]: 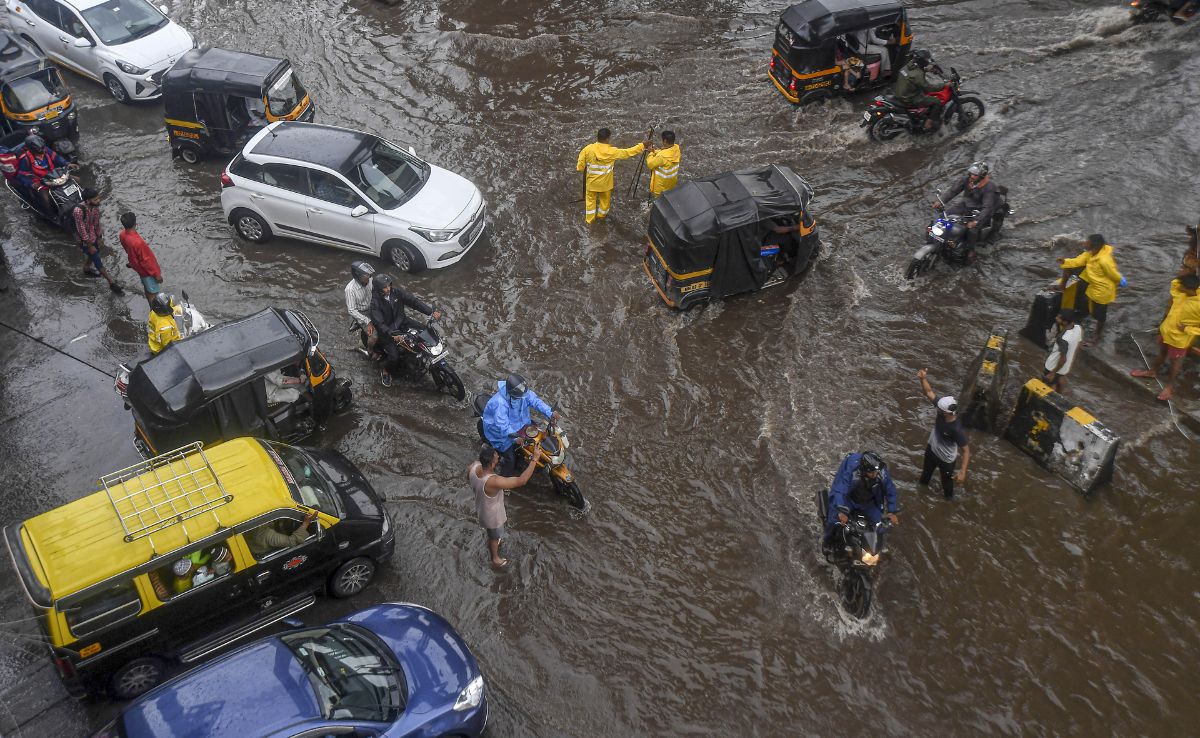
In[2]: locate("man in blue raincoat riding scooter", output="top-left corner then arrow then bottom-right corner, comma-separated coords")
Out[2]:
822,451 -> 900,557
481,373 -> 560,475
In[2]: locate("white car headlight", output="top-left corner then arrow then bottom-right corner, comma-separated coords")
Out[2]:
116,60 -> 149,75
453,675 -> 484,711
411,226 -> 457,243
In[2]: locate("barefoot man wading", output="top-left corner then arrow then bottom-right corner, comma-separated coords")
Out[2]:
469,442 -> 544,568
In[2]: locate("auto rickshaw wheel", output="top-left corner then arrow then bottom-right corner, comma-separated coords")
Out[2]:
104,74 -> 131,104
109,656 -> 166,699
178,145 -> 202,165
386,241 -> 426,273
233,209 -> 272,243
329,557 -> 376,598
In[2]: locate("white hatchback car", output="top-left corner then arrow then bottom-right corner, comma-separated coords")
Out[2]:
4,0 -> 193,102
221,122 -> 487,273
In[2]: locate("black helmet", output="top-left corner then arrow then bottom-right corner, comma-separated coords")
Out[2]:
505,373 -> 528,400
373,273 -> 394,291
910,48 -> 933,69
350,260 -> 375,282
151,292 -> 174,316
24,134 -> 45,152
968,161 -> 990,177
858,452 -> 884,475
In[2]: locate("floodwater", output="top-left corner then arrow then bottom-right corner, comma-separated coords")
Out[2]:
1,0 -> 1198,735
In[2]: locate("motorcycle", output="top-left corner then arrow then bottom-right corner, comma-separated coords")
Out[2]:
352,306 -> 465,401
1129,0 -> 1195,23
816,489 -> 892,619
861,67 -> 985,142
1,130 -> 81,231
472,394 -> 587,510
905,188 -> 1012,279
114,291 -> 212,405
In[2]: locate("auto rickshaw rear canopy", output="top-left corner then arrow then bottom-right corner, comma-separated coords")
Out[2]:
779,0 -> 908,48
163,47 -> 290,100
0,30 -> 51,83
648,165 -> 814,299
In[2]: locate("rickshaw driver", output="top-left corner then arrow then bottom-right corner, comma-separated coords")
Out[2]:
481,373 -> 561,476
893,49 -> 944,131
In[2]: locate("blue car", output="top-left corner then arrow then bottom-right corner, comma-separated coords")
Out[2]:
92,604 -> 488,738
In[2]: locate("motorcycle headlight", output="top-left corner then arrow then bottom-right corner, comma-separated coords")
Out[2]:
453,675 -> 484,711
429,344 -> 444,356
411,226 -> 457,243
115,60 -> 149,75
931,225 -> 944,236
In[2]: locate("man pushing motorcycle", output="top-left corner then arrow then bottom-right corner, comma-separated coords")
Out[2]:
934,161 -> 1002,259
481,373 -> 560,476
822,451 -> 899,557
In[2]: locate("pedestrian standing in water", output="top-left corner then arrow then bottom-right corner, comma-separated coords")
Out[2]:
1057,234 -> 1125,345
1043,309 -> 1083,393
119,212 -> 163,305
73,188 -> 123,294
1131,273 -> 1200,402
468,442 -> 544,568
917,368 -> 971,499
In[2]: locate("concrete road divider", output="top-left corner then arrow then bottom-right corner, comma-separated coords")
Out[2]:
1003,378 -> 1119,494
960,332 -> 1008,432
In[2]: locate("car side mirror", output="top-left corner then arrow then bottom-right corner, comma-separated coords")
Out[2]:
159,3 -> 169,13
72,36 -> 93,48
350,204 -> 369,218
408,145 -> 416,156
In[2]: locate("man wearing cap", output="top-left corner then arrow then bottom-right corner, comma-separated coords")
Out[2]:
822,451 -> 899,556
481,373 -> 559,476
1057,234 -> 1125,344
917,368 -> 971,499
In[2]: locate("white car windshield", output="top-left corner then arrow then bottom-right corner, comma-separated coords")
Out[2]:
347,140 -> 428,210
81,0 -> 168,46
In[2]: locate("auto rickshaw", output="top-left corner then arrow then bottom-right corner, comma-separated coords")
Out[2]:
768,0 -> 913,105
161,47 -> 314,164
118,308 -> 351,457
0,30 -> 76,141
642,165 -> 820,310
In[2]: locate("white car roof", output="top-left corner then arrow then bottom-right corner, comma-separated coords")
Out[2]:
63,0 -> 119,11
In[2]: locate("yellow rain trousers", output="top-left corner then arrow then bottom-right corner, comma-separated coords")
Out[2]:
576,141 -> 644,223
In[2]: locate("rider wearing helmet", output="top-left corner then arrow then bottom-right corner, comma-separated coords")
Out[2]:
15,134 -> 71,213
893,48 -> 945,131
368,272 -> 441,386
934,161 -> 1002,257
346,260 -> 377,352
481,373 -> 560,475
148,292 -> 182,355
823,451 -> 900,554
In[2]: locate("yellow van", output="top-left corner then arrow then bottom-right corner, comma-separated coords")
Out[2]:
3,437 -> 394,699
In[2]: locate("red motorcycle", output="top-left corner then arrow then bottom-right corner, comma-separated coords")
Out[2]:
861,67 -> 985,142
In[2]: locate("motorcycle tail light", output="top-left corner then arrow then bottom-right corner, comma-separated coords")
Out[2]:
769,57 -> 776,69
789,78 -> 797,91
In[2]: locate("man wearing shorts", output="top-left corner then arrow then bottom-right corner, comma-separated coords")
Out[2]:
1043,310 -> 1083,393
72,188 -> 123,294
119,211 -> 163,305
468,442 -> 544,568
1131,274 -> 1200,401
917,368 -> 971,500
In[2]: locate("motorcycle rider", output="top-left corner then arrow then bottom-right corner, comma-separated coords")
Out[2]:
345,261 -> 377,355
822,451 -> 899,556
15,135 -> 72,214
368,272 -> 441,387
481,373 -> 560,476
893,48 -> 944,131
148,292 -> 183,355
933,161 -> 1002,259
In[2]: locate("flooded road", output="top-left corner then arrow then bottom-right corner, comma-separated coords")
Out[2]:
2,0 -> 1199,734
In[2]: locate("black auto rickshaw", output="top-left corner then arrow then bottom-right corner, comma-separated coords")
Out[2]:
0,31 -> 76,141
122,308 -> 351,457
768,0 -> 913,105
162,47 -> 314,164
643,165 -> 820,310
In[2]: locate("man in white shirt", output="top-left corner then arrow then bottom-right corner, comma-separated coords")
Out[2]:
346,261 -> 377,353
1044,310 -> 1083,393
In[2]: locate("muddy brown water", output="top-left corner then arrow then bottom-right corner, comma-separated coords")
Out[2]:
1,1 -> 1198,735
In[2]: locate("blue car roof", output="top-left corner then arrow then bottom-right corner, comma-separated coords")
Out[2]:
122,639 -> 319,738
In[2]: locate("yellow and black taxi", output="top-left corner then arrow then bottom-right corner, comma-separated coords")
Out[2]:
643,165 -> 819,309
0,30 -> 76,141
162,46 -> 314,164
3,437 -> 394,699
769,0 -> 912,105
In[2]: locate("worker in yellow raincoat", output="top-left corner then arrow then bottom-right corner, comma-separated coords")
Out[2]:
148,292 -> 182,354
645,130 -> 681,198
1057,233 -> 1125,343
576,128 -> 644,223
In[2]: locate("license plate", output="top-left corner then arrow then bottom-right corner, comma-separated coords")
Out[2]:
862,111 -> 872,122
65,184 -> 80,196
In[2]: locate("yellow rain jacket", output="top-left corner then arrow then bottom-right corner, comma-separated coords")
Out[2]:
576,142 -> 644,193
1159,279 -> 1200,349
1061,244 -> 1123,305
148,306 -> 182,354
646,144 -> 681,196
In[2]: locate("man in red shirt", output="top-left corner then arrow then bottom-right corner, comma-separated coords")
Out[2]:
119,212 -> 163,305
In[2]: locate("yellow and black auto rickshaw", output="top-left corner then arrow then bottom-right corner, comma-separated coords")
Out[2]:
0,30 -> 76,141
162,47 -> 313,164
643,165 -> 820,310
768,0 -> 912,105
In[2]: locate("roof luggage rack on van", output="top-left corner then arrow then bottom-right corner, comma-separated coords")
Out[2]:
99,441 -> 233,545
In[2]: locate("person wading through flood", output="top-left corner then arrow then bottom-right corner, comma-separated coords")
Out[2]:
575,128 -> 646,223
1131,273 -> 1200,401
644,130 -> 680,199
917,368 -> 971,500
1043,309 -> 1083,393
1057,234 -> 1126,345
469,442 -> 544,568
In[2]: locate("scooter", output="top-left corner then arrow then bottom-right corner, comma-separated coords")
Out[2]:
1,130 -> 81,231
114,291 -> 212,405
816,489 -> 891,619
352,306 -> 465,401
862,67 -> 985,142
1129,0 -> 1195,23
472,394 -> 587,510
906,188 -> 1012,279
